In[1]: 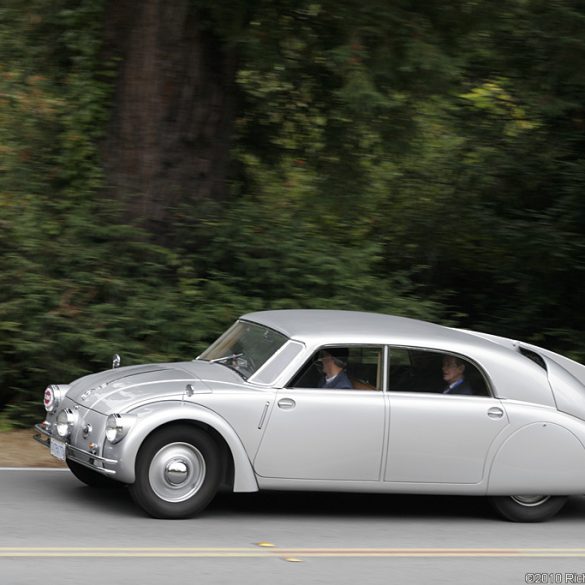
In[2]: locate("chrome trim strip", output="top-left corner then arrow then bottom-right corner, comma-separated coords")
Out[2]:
382,345 -> 389,392
67,443 -> 118,465
257,401 -> 270,429
67,455 -> 117,476
34,423 -> 51,439
33,432 -> 50,448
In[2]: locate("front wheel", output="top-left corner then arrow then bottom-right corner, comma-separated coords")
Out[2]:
67,459 -> 124,488
129,425 -> 221,519
489,495 -> 568,522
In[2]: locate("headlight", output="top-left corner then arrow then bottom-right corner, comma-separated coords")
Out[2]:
105,414 -> 135,444
43,385 -> 68,413
56,408 -> 77,438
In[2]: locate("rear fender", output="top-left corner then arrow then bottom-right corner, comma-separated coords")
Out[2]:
488,421 -> 585,494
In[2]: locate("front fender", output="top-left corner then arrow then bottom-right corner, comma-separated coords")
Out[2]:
103,400 -> 259,491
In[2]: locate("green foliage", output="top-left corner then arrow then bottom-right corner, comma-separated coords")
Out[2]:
180,159 -> 443,318
1,0 -> 585,425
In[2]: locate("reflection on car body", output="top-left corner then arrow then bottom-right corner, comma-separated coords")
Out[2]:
34,310 -> 585,522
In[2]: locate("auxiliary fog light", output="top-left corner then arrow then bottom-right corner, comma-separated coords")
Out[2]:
105,414 -> 135,444
56,409 -> 77,438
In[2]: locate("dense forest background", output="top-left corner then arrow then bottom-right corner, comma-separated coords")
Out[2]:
1,0 -> 584,425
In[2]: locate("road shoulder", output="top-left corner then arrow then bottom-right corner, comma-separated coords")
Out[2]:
0,429 -> 66,467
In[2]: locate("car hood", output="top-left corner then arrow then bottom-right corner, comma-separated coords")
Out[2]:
65,360 -> 244,414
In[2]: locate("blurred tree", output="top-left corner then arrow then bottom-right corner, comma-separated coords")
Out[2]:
1,0 -> 585,424
102,0 -> 240,232
414,0 -> 585,358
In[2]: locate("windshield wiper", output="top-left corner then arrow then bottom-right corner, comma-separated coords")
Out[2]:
208,353 -> 249,381
209,353 -> 243,364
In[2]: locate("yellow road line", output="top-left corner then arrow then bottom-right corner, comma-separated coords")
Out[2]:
0,547 -> 259,551
1,547 -> 585,558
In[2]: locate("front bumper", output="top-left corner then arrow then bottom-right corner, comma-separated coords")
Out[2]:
34,423 -> 118,476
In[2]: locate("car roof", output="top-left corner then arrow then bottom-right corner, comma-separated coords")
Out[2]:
241,309 -> 499,350
242,309 -> 566,409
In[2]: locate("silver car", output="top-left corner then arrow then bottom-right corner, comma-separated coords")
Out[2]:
34,310 -> 585,522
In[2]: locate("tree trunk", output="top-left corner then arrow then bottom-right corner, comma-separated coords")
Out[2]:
102,0 -> 238,234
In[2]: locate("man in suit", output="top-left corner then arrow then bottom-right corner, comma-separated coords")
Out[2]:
317,348 -> 353,389
442,355 -> 473,395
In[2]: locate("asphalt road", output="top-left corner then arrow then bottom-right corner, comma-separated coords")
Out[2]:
2,469 -> 585,585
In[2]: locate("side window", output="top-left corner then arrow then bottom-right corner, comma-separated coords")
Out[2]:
388,348 -> 489,396
289,346 -> 383,391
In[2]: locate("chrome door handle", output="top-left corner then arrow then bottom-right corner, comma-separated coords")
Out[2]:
277,398 -> 296,410
487,407 -> 504,419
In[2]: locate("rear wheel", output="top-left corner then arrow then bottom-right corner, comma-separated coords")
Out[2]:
129,425 -> 221,519
489,495 -> 568,522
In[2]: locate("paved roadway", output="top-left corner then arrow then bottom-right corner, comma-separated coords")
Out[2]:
1,469 -> 585,585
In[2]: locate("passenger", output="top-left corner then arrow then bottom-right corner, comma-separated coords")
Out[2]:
442,355 -> 473,395
317,348 -> 353,389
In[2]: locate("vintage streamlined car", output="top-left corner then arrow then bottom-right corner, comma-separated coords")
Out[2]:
34,310 -> 585,521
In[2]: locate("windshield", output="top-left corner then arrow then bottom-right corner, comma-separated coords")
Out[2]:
198,320 -> 288,379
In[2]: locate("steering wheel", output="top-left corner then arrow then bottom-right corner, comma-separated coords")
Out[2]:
234,353 -> 257,378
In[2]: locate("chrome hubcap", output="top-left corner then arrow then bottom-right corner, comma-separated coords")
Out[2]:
165,459 -> 189,486
149,442 -> 206,503
511,495 -> 551,507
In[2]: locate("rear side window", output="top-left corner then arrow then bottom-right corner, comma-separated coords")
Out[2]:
388,347 -> 490,397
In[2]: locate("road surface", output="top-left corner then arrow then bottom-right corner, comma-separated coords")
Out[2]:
1,469 -> 585,584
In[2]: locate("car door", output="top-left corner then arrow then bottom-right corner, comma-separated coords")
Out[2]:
253,387 -> 386,480
384,347 -> 509,484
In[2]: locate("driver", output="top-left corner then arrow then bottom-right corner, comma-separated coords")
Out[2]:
317,348 -> 353,389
